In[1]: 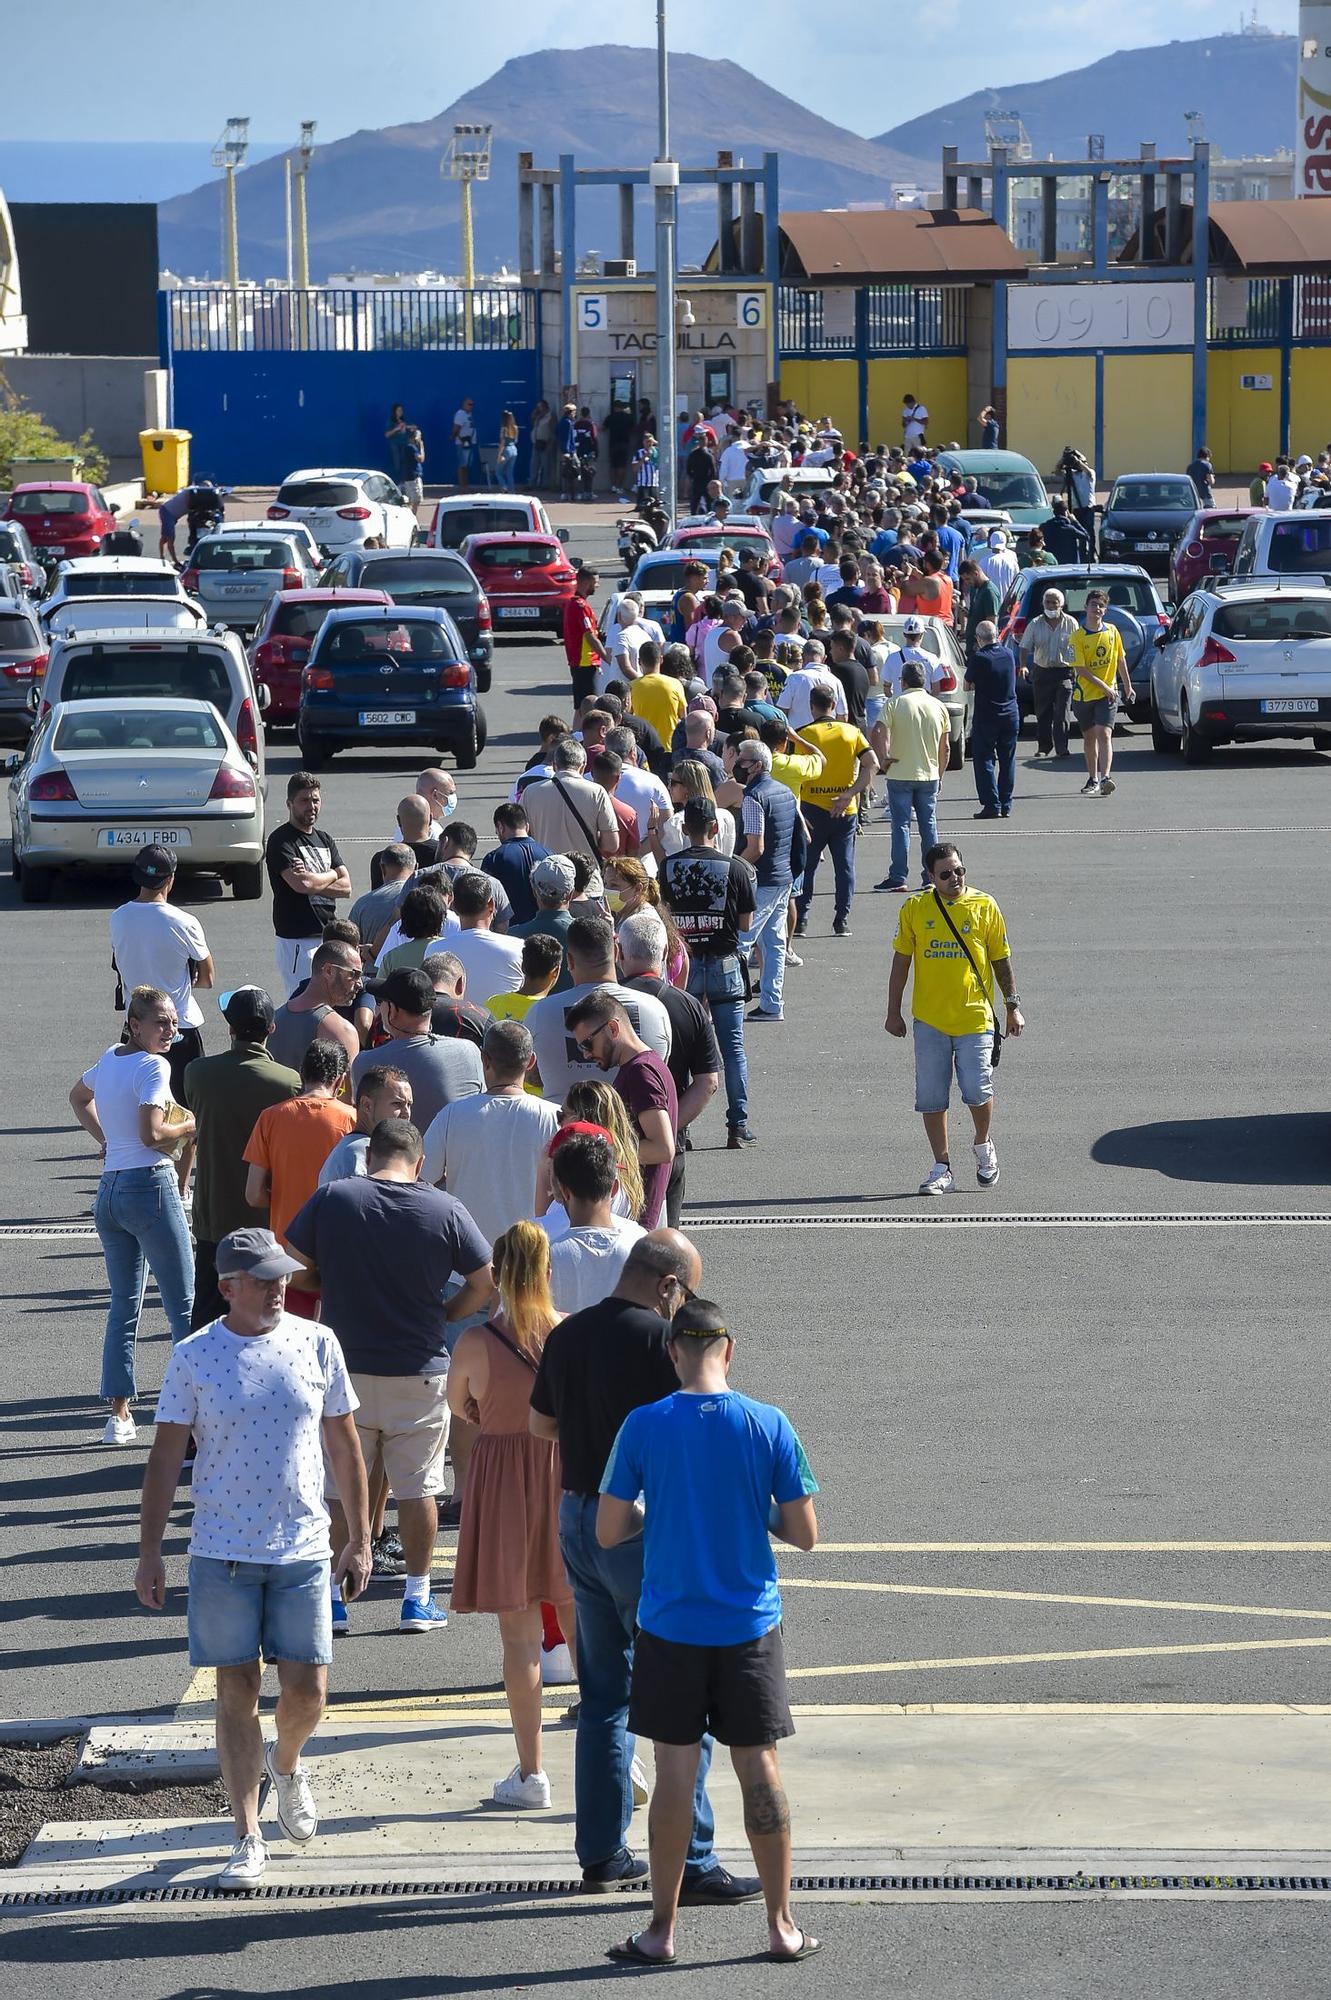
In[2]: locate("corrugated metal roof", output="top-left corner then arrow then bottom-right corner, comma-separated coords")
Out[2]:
1208,198 -> 1331,272
778,207 -> 1025,283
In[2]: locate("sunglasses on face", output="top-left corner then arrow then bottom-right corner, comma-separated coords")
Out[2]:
575,1023 -> 610,1055
935,865 -> 965,880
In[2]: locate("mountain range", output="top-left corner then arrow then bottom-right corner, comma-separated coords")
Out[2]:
146,32 -> 1298,281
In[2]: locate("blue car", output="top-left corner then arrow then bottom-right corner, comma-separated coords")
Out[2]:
295,604 -> 486,770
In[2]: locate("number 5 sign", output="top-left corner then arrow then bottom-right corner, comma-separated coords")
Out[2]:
576,294 -> 608,333
737,291 -> 767,329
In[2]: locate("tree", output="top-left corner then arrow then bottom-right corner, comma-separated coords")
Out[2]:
0,372 -> 109,488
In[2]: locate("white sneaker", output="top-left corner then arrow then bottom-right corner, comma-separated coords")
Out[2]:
263,1741 -> 318,1842
540,1641 -> 575,1686
217,1832 -> 268,1889
919,1161 -> 954,1196
974,1141 -> 1000,1188
491,1763 -> 552,1810
100,1414 -> 136,1446
1080,777 -> 1101,796
630,1755 -> 650,1807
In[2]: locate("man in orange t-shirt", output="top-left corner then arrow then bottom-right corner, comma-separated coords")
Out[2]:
243,1039 -> 354,1316
896,550 -> 954,624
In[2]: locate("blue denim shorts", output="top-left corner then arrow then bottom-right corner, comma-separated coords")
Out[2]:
866,692 -> 888,730
187,1555 -> 332,1667
913,1021 -> 994,1113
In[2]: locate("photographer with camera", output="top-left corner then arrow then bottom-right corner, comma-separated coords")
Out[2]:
1054,445 -> 1097,552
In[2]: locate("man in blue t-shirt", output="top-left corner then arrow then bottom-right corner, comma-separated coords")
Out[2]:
597,1299 -> 821,1968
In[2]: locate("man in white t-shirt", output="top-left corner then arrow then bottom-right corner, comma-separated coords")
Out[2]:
610,595 -> 665,681
136,1226 -> 371,1890
545,1130 -> 646,1313
717,430 -> 751,495
902,394 -> 929,447
449,871 -> 524,997
880,618 -> 953,699
777,644 -> 849,730
422,1020 -> 560,1237
110,843 -> 215,1193
1266,461 -> 1298,511
605,725 -> 672,848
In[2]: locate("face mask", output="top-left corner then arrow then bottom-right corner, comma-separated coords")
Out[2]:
439,796 -> 457,820
606,889 -> 625,913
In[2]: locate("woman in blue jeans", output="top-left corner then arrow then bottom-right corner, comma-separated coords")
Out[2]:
70,984 -> 195,1446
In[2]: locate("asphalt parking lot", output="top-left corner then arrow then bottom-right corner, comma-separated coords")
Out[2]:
2,498 -> 1330,1988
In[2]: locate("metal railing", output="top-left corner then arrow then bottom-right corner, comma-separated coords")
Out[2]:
1208,274 -> 1331,345
779,284 -> 968,356
166,286 -> 538,354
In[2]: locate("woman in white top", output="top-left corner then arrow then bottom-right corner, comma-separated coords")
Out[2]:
69,985 -> 196,1444
650,759 -> 736,862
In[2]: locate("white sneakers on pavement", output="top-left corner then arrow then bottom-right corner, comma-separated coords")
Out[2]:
100,1414 -> 136,1446
491,1764 -> 552,1810
919,1161 -> 955,1196
974,1141 -> 1000,1187
217,1832 -> 268,1889
540,1641 -> 575,1686
1081,777 -> 1101,797
263,1741 -> 319,1843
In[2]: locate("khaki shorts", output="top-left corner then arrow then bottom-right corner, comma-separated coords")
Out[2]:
349,1371 -> 451,1501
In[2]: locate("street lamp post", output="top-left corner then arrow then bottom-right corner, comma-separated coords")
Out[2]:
210,117 -> 250,349
649,0 -> 678,526
292,122 -> 316,350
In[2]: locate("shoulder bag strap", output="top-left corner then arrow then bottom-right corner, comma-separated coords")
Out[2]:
551,776 -> 602,856
931,891 -> 1001,1052
483,1319 -> 538,1373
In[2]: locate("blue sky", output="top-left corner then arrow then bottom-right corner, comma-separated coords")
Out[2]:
4,0 -> 1280,143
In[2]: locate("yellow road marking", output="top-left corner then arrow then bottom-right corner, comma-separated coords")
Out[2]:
787,1636 -> 1331,1679
779,1578 -> 1331,1622
778,1542 -> 1331,1554
177,1667 -> 216,1707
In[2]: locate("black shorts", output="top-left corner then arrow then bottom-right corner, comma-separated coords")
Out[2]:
629,1622 -> 794,1748
167,1026 -> 205,1102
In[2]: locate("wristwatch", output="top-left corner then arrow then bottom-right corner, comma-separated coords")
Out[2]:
1004,995 -> 1021,1008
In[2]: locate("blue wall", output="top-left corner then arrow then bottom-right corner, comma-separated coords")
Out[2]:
170,350 -> 541,488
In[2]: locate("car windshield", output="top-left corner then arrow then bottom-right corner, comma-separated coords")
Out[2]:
60,649 -> 233,704
633,559 -> 714,590
1198,515 -> 1248,542
195,540 -> 296,571
469,542 -> 558,569
273,602 -> 346,640
1027,577 -> 1161,618
437,507 -> 531,543
61,574 -> 179,597
319,619 -> 452,660
12,491 -> 89,516
363,558 -> 471,596
967,470 -> 1046,509
1266,519 -> 1331,573
276,481 -> 359,508
54,709 -> 226,752
0,614 -> 37,649
1213,599 -> 1331,640
1110,482 -> 1195,511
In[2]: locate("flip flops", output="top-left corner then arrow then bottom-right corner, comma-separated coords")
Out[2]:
767,1930 -> 823,1963
606,1935 -> 676,1967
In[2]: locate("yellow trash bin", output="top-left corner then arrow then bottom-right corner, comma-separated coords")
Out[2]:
139,428 -> 191,495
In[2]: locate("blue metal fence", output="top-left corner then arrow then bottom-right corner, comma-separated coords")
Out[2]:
779,284 -> 967,356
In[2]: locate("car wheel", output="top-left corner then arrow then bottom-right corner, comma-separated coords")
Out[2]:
948,719 -> 965,771
474,662 -> 492,694
296,731 -> 331,769
9,840 -> 19,883
453,718 -> 480,770
231,861 -> 264,900
1312,729 -> 1331,754
1150,701 -> 1179,755
1179,698 -> 1212,765
475,704 -> 488,753
20,862 -> 52,903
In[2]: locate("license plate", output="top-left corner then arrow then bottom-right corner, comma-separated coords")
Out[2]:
498,605 -> 540,619
358,710 -> 416,726
1260,698 -> 1319,714
222,582 -> 258,594
47,545 -> 65,557
97,828 -> 192,848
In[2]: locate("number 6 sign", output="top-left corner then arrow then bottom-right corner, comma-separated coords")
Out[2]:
737,291 -> 767,329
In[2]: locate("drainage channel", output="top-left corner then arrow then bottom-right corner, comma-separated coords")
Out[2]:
683,1211 -> 1331,1231
5,1869 -> 1331,1908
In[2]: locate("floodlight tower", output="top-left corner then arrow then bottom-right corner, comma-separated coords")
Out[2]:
211,116 -> 250,347
442,123 -> 493,344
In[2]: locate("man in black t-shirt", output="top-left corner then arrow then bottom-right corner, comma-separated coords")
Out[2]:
529,1230 -> 757,1906
604,401 -> 636,498
660,797 -> 757,1146
265,771 -> 352,1000
826,630 -> 871,732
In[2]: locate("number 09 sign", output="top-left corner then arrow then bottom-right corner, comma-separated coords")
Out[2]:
1008,283 -> 1193,351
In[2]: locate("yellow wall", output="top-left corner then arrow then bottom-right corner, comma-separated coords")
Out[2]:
1206,349 -> 1282,473
1007,356 -> 1095,480
778,359 -> 857,440
1101,353 -> 1192,478
1291,348 -> 1331,458
866,357 -> 968,447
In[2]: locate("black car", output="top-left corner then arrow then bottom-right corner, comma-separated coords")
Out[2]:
1098,474 -> 1201,579
319,547 -> 494,693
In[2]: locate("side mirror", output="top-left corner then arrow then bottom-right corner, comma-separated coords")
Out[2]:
1154,630 -> 1169,648
2,751 -> 21,774
557,527 -> 570,544
27,685 -> 41,712
256,682 -> 271,711
108,503 -> 120,517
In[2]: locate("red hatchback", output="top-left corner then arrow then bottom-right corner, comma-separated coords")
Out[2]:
248,587 -> 391,724
458,532 -> 577,637
671,522 -> 784,583
1170,508 -> 1252,602
4,482 -> 119,562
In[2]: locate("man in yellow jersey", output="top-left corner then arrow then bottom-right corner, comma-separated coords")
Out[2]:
793,687 -> 877,939
885,841 -> 1024,1196
629,641 -> 687,746
1070,589 -> 1134,800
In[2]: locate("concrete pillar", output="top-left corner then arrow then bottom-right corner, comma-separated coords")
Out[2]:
967,175 -> 985,213
1042,178 -> 1058,262
740,181 -> 761,272
619,184 -> 635,265
518,159 -> 535,279
717,181 -> 736,273
1139,142 -> 1156,265
539,185 -> 556,275
942,146 -> 959,210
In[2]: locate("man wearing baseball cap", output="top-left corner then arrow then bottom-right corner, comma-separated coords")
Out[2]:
183,989 -> 300,1327
136,1226 -> 371,1890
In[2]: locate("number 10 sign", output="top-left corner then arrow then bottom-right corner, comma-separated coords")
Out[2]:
1008,282 -> 1193,351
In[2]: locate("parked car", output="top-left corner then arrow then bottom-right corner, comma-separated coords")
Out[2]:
211,516 -> 324,572
1230,509 -> 1331,583
875,613 -> 971,767
267,469 -> 418,554
427,493 -> 556,551
36,626 -> 266,777
248,587 -> 393,726
740,466 -> 834,517
457,532 -> 577,640
1098,473 -> 1201,577
0,597 -> 47,743
0,521 -> 43,598
1169,508 -> 1253,601
45,597 -> 208,641
8,696 -> 264,904
318,546 -> 494,691
4,482 -> 120,564
932,451 -> 1053,528
39,557 -> 197,631
604,550 -> 718,635
181,530 -> 320,634
667,521 -> 784,584
296,605 -> 486,771
1150,584 -> 1331,762
997,563 -> 1169,721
